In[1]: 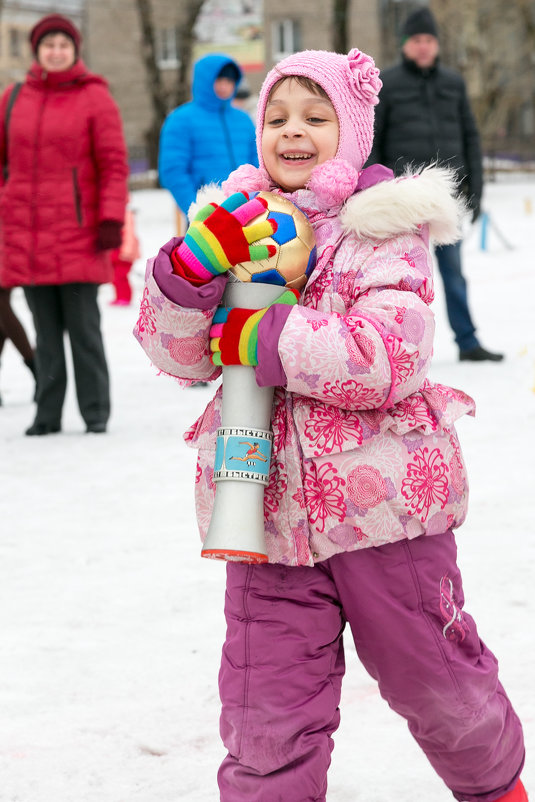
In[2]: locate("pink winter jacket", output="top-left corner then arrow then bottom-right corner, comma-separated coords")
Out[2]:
134,165 -> 475,567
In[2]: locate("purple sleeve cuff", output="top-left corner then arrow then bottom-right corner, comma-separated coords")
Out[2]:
152,236 -> 227,309
255,304 -> 293,387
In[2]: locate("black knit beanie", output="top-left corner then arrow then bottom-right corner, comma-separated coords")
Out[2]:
402,7 -> 439,40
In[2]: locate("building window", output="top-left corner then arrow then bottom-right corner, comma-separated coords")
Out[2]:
272,19 -> 300,61
9,28 -> 21,58
156,27 -> 179,69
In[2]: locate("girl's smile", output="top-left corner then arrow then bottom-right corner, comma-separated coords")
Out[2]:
262,79 -> 339,192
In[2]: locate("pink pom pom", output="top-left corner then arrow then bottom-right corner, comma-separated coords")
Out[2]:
221,164 -> 272,195
306,159 -> 360,208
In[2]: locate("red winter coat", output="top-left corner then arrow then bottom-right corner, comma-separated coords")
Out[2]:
0,60 -> 128,288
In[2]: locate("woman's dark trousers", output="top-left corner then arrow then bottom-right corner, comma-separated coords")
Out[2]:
24,283 -> 110,429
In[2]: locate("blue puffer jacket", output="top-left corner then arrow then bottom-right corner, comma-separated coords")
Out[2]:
158,53 -> 258,216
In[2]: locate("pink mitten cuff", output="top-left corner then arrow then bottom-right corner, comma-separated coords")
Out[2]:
153,237 -> 226,310
255,303 -> 294,387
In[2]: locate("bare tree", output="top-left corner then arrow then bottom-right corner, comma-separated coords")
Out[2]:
135,0 -> 168,168
135,0 -> 205,168
333,0 -> 350,53
431,0 -> 535,158
174,0 -> 205,108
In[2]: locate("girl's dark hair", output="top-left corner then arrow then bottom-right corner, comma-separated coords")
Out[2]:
266,75 -> 330,103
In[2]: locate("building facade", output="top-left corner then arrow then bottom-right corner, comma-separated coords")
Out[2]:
84,0 -> 266,170
0,0 -> 399,170
263,0 -> 384,72
3,0 -> 532,171
84,0 -> 387,170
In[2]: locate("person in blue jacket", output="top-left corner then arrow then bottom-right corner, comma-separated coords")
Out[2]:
158,53 -> 258,222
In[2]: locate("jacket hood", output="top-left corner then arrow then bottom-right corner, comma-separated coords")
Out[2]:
191,53 -> 242,111
27,58 -> 108,90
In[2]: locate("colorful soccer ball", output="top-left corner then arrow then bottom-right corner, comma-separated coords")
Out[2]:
230,191 -> 317,290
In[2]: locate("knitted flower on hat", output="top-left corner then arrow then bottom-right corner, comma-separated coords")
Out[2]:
256,49 -> 382,173
346,48 -> 382,105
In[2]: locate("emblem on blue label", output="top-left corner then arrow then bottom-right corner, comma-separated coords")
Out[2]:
213,426 -> 273,484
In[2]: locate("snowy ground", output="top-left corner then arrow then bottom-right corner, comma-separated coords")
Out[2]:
1,178 -> 534,802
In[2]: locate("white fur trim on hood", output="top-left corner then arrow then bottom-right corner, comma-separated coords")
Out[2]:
340,166 -> 465,245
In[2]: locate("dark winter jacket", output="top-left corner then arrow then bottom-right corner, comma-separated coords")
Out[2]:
368,56 -> 482,206
0,59 -> 128,288
158,53 -> 258,216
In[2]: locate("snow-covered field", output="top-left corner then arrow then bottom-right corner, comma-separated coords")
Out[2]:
1,178 -> 534,801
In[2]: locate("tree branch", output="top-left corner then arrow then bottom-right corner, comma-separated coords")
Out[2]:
174,0 -> 206,108
332,0 -> 350,54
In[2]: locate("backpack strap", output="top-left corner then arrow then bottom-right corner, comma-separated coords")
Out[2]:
3,82 -> 23,181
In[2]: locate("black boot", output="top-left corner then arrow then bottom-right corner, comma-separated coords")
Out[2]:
25,422 -> 61,436
86,422 -> 107,434
459,345 -> 504,362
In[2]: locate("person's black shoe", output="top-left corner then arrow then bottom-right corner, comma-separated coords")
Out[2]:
86,422 -> 107,434
25,422 -> 61,436
459,346 -> 504,362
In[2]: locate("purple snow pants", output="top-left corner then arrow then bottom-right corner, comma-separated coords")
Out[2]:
218,530 -> 524,802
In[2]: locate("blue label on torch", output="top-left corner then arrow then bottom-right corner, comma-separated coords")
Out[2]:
213,426 -> 273,485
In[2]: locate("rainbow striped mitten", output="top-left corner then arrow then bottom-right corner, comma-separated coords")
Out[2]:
209,290 -> 299,367
172,192 -> 278,284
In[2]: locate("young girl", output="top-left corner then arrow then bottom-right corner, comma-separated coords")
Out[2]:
135,50 -> 527,802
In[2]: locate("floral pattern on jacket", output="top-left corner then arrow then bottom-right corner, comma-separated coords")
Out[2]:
134,166 -> 475,566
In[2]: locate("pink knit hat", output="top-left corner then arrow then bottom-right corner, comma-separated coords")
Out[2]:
256,49 -> 382,174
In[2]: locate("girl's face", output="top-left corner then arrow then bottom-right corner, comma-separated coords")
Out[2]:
262,78 -> 339,193
37,33 -> 76,72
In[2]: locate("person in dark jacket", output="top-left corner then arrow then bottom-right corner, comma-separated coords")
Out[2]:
368,7 -> 503,362
0,14 -> 129,435
158,53 -> 258,224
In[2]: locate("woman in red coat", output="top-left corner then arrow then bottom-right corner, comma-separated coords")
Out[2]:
0,14 -> 128,435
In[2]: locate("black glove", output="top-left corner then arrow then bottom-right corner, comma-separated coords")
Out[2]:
96,220 -> 123,251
